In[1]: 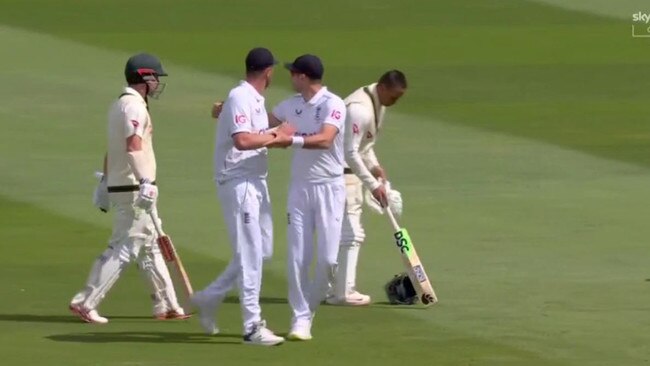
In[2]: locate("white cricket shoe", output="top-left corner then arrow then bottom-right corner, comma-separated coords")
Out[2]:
287,322 -> 313,341
69,304 -> 108,324
326,291 -> 371,306
243,320 -> 284,346
190,291 -> 219,335
287,328 -> 312,341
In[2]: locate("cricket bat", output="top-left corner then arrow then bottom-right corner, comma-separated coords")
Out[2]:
386,207 -> 438,306
149,211 -> 194,310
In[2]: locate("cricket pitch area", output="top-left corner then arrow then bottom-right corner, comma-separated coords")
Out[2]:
1,1 -> 649,364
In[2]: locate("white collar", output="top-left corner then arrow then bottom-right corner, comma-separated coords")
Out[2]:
241,81 -> 264,101
306,86 -> 327,105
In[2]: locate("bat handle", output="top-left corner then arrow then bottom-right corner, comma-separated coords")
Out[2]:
385,206 -> 401,232
149,210 -> 164,238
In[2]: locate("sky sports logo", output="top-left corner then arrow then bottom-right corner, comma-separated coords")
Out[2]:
632,12 -> 650,38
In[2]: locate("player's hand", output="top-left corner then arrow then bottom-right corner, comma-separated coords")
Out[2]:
211,101 -> 224,119
371,184 -> 389,208
135,179 -> 158,212
92,172 -> 110,213
264,133 -> 293,148
276,122 -> 297,136
371,166 -> 387,182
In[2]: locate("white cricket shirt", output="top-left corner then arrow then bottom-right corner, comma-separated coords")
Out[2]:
272,86 -> 346,184
344,83 -> 386,191
107,87 -> 156,187
214,81 -> 269,184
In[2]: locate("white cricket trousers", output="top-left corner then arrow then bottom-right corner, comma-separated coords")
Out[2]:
71,192 -> 180,314
287,178 -> 346,328
341,174 -> 365,245
202,178 -> 273,333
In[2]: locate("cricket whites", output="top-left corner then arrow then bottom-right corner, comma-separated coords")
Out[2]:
149,211 -> 194,311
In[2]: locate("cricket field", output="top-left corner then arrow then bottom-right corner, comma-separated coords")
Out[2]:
1,0 -> 649,365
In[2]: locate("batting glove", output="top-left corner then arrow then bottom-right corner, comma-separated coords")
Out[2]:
135,179 -> 158,213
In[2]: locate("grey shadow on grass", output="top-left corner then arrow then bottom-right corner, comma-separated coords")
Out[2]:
0,314 -> 159,324
46,331 -> 241,345
223,296 -> 287,304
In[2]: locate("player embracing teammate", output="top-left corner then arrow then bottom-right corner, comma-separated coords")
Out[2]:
72,48 -> 410,344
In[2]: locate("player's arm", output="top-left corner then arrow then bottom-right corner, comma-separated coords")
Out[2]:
297,100 -> 346,149
345,106 -> 382,191
362,149 -> 387,181
123,105 -> 152,182
227,97 -> 284,150
232,132 -> 277,150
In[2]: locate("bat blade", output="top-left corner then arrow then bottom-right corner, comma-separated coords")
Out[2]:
393,228 -> 438,306
155,234 -> 194,304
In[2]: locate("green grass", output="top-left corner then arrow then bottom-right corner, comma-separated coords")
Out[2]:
1,1 -> 649,365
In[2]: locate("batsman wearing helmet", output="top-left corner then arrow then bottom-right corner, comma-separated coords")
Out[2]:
69,53 -> 188,323
327,70 -> 407,306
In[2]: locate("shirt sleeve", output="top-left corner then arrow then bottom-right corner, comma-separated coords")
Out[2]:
344,103 -> 381,191
123,103 -> 148,138
361,148 -> 380,170
223,94 -> 252,136
322,98 -> 346,131
272,99 -> 290,122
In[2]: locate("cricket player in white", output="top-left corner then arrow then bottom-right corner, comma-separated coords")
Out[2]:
191,48 -> 288,346
266,54 -> 347,341
70,53 -> 187,323
327,70 -> 408,306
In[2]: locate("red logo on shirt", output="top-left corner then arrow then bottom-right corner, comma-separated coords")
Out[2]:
235,114 -> 248,124
130,120 -> 139,129
352,124 -> 360,134
331,110 -> 341,120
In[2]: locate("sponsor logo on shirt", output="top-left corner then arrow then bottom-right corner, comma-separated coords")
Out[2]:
352,124 -> 360,134
130,119 -> 140,129
330,110 -> 342,120
244,212 -> 251,224
235,114 -> 248,124
315,106 -> 322,121
366,131 -> 373,139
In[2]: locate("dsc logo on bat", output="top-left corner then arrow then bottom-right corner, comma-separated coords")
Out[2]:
394,230 -> 411,253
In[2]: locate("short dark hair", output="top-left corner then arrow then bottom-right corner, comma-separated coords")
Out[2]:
378,70 -> 407,89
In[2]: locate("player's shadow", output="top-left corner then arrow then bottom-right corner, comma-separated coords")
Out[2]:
223,296 -> 287,304
46,331 -> 241,345
0,314 -> 154,324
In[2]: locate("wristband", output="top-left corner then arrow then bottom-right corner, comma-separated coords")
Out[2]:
291,136 -> 304,148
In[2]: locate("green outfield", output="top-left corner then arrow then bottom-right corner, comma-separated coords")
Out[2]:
1,0 -> 649,365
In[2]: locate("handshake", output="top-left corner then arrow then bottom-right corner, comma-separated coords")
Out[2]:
264,122 -> 298,149
211,101 -> 297,149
